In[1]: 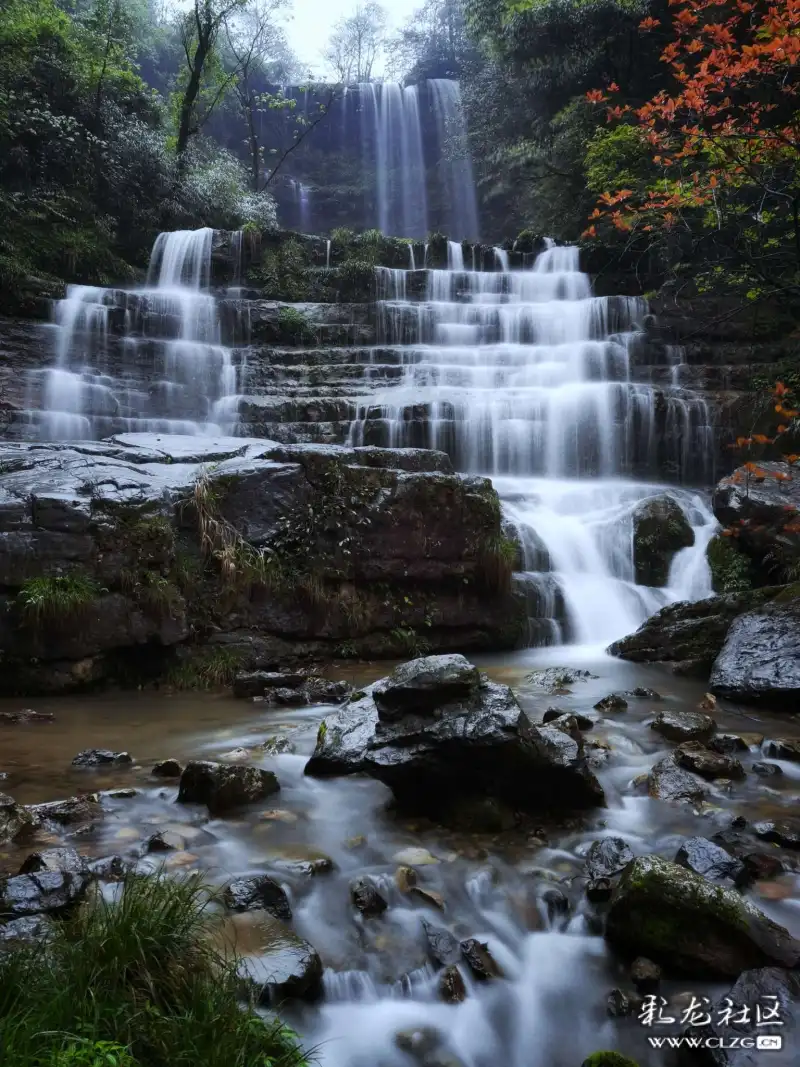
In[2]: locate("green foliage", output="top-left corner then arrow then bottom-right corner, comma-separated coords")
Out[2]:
585,123 -> 652,196
249,238 -> 311,300
707,534 -> 753,594
581,1054 -> 640,1067
476,533 -> 519,594
0,873 -> 307,1067
16,574 -> 100,626
391,626 -> 431,658
166,647 -> 244,690
278,305 -> 316,344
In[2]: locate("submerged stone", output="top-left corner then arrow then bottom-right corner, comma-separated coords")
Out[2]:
177,760 -> 279,815
650,709 -> 716,743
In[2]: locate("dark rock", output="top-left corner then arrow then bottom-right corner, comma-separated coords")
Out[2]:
630,956 -> 661,993
19,847 -> 89,876
0,914 -> 54,945
585,837 -> 635,880
422,919 -> 461,967
752,761 -> 783,777
709,598 -> 800,709
0,708 -> 54,724
268,854 -> 334,879
395,1027 -> 442,1058
605,855 -> 800,977
608,588 -> 780,675
763,738 -> 800,761
594,693 -> 628,711
543,707 -> 593,730
233,671 -> 306,697
177,761 -> 279,815
708,733 -> 750,754
674,837 -> 746,885
540,886 -> 569,920
633,496 -> 695,586
28,794 -> 102,828
525,667 -> 597,690
372,654 -> 480,719
586,878 -> 613,903
541,713 -> 584,739
152,759 -> 183,778
145,830 -> 188,853
302,677 -> 353,704
459,938 -> 502,980
72,749 -> 132,767
259,735 -> 296,755
305,657 -> 605,821
675,741 -> 745,781
648,755 -> 708,803
0,870 -> 88,918
271,688 -> 306,706
438,965 -> 467,1003
0,791 -> 35,844
753,820 -> 800,850
223,875 -> 292,921
741,853 -> 785,882
350,877 -> 388,917
235,913 -> 323,1002
623,688 -> 662,701
87,855 -> 127,881
607,988 -> 632,1017
651,709 -> 716,743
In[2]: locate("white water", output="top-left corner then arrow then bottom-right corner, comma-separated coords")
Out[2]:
37,229 -> 241,439
349,244 -> 716,647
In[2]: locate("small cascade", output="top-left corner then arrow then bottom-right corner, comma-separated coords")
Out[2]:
34,228 -> 241,440
326,239 -> 331,269
348,243 -> 717,648
429,79 -> 480,242
289,180 -> 312,232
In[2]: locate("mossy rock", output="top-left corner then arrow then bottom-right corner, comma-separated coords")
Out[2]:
632,496 -> 694,586
707,533 -> 754,593
605,855 -> 800,978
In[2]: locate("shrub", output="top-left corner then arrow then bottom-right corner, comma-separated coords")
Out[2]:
16,573 -> 100,626
0,873 -> 307,1067
278,305 -> 315,344
476,533 -> 519,595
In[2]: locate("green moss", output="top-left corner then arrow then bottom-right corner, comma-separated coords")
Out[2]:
582,1053 -> 640,1067
707,534 -> 754,593
278,305 -> 316,344
476,533 -> 519,594
16,574 -> 101,627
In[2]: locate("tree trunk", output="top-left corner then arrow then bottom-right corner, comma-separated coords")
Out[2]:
176,39 -> 209,164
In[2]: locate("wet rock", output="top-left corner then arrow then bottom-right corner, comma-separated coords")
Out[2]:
633,496 -> 695,586
395,1027 -> 442,1058
541,713 -> 583,740
623,688 -> 662,701
647,755 -> 708,803
0,914 -> 54,945
219,748 -> 252,763
152,759 -> 183,778
763,738 -> 800,761
350,877 -> 388,917
709,597 -> 800,710
540,885 -> 569,921
543,707 -> 593,730
18,847 -> 89,876
0,708 -> 54,724
630,956 -> 661,993
259,735 -> 295,755
72,749 -> 132,767
28,794 -> 102,828
459,938 -> 502,980
605,855 -> 800,978
233,912 -> 323,1002
0,791 -> 35,844
145,830 -> 189,853
708,733 -> 750,755
87,855 -> 127,881
373,654 -> 480,719
607,988 -> 633,1017
107,788 -> 137,799
651,709 -> 716,743
223,875 -> 292,921
303,677 -> 353,704
234,671 -> 306,697
586,877 -> 613,903
525,668 -> 597,691
752,761 -> 783,777
410,887 -> 445,911
594,693 -> 628,711
269,854 -> 334,879
753,820 -> 800,850
395,866 -> 418,893
674,837 -> 746,886
306,656 -> 605,821
438,964 -> 467,1003
0,870 -> 88,918
177,760 -> 279,815
585,837 -> 635,880
422,919 -> 461,967
393,848 -> 439,866
675,741 -> 745,781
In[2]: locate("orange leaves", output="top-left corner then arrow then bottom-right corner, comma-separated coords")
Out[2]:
585,89 -> 607,103
751,433 -> 773,445
639,16 -> 661,30
774,381 -> 791,397
581,225 -> 598,238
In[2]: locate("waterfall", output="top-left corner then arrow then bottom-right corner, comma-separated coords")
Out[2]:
289,180 -> 312,232
36,228 -> 240,441
429,79 -> 480,242
348,243 -> 716,648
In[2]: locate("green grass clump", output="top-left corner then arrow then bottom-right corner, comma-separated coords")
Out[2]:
476,533 -> 519,595
707,533 -> 753,593
16,574 -> 101,626
166,647 -> 244,690
278,306 -> 315,344
0,874 -> 307,1067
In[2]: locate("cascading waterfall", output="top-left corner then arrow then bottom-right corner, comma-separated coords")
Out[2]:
349,243 -> 717,648
429,79 -> 480,243
34,228 -> 240,440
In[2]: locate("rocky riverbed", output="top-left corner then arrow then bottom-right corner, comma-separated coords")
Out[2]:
2,650 -> 799,1067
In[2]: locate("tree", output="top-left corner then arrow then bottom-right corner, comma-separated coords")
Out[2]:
323,2 -> 387,84
387,0 -> 472,81
585,0 -> 800,300
174,0 -> 247,162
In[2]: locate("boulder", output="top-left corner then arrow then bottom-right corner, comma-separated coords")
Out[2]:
585,838 -> 635,880
0,709 -> 54,724
438,965 -> 467,1003
87,855 -> 127,881
713,460 -> 800,573
0,870 -> 88,919
764,738 -> 800,761
605,855 -> 800,977
650,709 -> 716,743
350,877 -> 388,917
525,667 -> 597,690
28,794 -> 102,828
233,671 -> 352,706
229,912 -> 323,1002
543,707 -> 593,730
152,759 -> 183,778
632,496 -> 695,586
753,820 -> 800,851
630,956 -> 661,994
304,656 -> 605,821
422,920 -> 462,967
624,688 -> 662,701
222,875 -> 292,921
674,837 -> 746,886
459,938 -> 502,980
18,847 -> 89,876
708,732 -> 753,754
72,749 -> 132,767
675,741 -> 745,781
233,671 -> 306,697
0,791 -> 35,845
177,761 -> 279,815
709,598 -> 800,709
0,914 -> 54,945
594,693 -> 628,711
752,762 -> 783,777
647,756 -> 707,804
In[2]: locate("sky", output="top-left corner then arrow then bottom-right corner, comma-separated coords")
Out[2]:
284,0 -> 419,77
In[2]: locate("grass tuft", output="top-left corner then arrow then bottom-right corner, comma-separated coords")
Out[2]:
476,533 -> 519,595
16,573 -> 101,627
0,873 -> 307,1067
165,647 -> 244,690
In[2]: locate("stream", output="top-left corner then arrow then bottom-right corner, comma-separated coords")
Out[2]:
3,648 -> 799,1067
